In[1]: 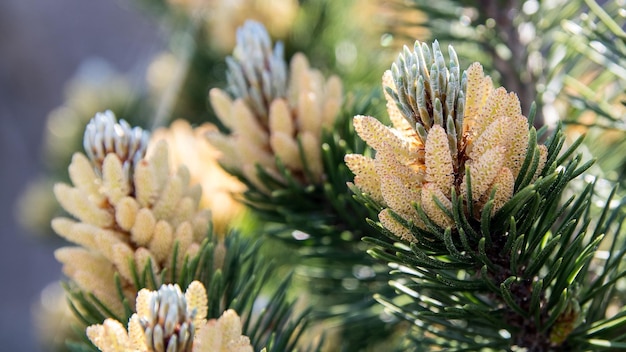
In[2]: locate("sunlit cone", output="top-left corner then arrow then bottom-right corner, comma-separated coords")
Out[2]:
86,281 -> 252,352
152,119 -> 246,237
346,41 -> 547,239
132,283 -> 198,351
207,20 -> 343,190
52,112 -> 211,315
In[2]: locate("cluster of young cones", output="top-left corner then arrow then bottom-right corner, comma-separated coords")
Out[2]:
345,41 -> 547,241
52,111 -> 211,315
206,20 -> 343,190
86,281 -> 253,352
48,17 -> 555,349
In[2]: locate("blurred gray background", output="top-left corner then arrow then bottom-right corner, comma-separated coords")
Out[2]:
0,1 -> 162,350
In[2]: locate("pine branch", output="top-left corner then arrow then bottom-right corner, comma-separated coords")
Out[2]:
62,229 -> 315,351
363,121 -> 626,350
